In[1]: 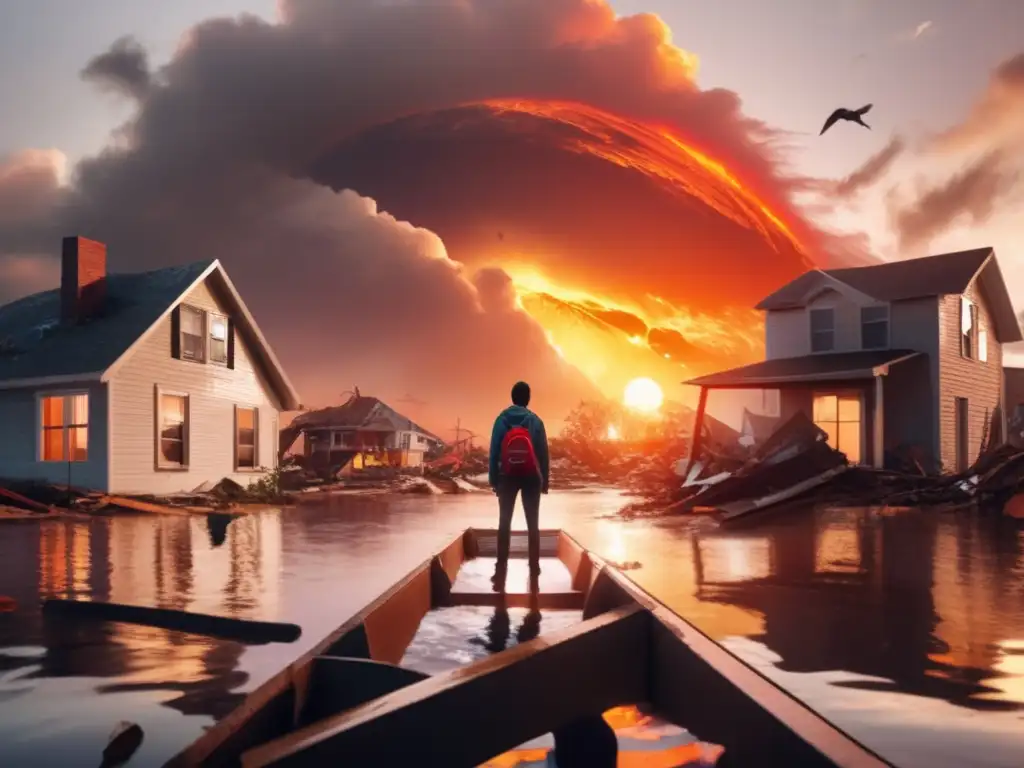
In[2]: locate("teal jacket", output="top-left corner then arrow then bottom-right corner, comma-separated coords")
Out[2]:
489,405 -> 550,488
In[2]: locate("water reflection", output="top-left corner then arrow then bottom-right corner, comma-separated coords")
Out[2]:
692,509 -> 1024,712
0,493 -> 1022,768
0,513 -> 283,766
469,594 -> 543,655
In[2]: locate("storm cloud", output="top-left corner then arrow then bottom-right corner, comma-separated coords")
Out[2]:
0,0 -> 855,431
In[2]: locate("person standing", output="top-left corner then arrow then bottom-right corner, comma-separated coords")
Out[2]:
488,381 -> 550,592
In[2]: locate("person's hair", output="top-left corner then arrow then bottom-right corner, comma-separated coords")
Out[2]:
511,381 -> 531,407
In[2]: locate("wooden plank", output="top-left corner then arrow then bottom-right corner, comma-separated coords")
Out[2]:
592,564 -> 893,768
468,528 -> 562,558
447,591 -> 584,610
241,605 -> 650,768
299,657 -> 429,727
98,495 -> 194,516
581,566 -> 640,620
717,465 -> 849,524
436,532 -> 466,586
556,531 -> 593,592
165,530 -> 468,767
0,486 -> 52,513
362,564 -> 434,665
43,599 -> 301,645
649,609 -> 890,767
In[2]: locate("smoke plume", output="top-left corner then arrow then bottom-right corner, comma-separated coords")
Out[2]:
833,137 -> 905,198
0,0 -> 857,431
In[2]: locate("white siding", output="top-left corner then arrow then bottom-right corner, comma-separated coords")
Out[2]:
765,288 -> 897,358
0,381 -> 109,490
109,278 -> 283,495
765,309 -> 807,359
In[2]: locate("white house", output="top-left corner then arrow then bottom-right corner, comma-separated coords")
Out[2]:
0,236 -> 301,495
687,248 -> 1021,473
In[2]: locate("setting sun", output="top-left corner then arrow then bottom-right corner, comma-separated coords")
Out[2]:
606,424 -> 621,440
623,377 -> 664,413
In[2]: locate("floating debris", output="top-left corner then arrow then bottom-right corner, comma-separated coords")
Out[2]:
99,721 -> 144,768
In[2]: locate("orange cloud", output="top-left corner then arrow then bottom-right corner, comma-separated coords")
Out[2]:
934,53 -> 1024,153
881,52 -> 1024,252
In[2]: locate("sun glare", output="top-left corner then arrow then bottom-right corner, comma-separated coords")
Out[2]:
606,424 -> 621,440
623,377 -> 664,413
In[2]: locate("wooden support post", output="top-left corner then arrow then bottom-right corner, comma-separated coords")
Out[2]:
683,386 -> 709,479
873,374 -> 884,469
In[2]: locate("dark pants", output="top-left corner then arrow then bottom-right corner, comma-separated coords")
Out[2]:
495,475 -> 542,578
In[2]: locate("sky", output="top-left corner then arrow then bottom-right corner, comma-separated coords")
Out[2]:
0,0 -> 1022,434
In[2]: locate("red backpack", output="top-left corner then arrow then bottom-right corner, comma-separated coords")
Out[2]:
500,426 -> 539,477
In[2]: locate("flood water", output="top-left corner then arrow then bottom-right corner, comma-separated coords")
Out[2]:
0,489 -> 1022,767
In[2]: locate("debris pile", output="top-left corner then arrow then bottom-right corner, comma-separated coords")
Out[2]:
0,472 -> 295,521
623,411 -> 1024,523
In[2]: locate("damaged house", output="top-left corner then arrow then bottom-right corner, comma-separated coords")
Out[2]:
280,392 -> 445,474
0,236 -> 301,495
686,248 -> 1022,473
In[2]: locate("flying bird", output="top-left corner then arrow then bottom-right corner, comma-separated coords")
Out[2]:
820,104 -> 873,135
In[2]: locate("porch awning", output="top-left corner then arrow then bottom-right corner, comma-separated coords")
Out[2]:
684,349 -> 921,389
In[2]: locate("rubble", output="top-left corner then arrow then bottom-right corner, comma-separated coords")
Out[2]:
0,470 -> 295,520
622,409 -> 1024,523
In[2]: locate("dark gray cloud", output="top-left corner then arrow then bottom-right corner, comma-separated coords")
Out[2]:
80,35 -> 151,101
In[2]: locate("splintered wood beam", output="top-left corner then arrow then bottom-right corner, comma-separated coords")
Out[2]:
241,605 -> 650,768
42,600 -> 301,645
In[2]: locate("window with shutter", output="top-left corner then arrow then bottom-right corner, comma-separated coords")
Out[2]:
179,305 -> 206,362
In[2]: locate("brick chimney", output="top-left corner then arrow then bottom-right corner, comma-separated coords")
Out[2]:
61,236 -> 107,325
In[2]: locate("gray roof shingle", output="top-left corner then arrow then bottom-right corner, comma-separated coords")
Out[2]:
0,260 -> 213,382
685,349 -> 921,388
757,248 -> 993,310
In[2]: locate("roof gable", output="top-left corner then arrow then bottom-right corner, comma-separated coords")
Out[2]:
0,260 -> 213,385
755,249 -> 1020,343
0,260 -> 303,408
825,248 -> 992,302
755,270 -> 876,311
974,255 -> 1023,343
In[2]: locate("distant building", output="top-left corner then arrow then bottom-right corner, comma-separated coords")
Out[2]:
281,392 -> 444,473
0,236 -> 301,494
686,248 -> 1022,472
